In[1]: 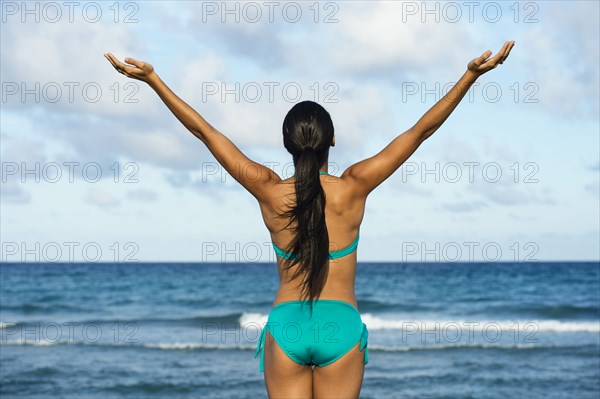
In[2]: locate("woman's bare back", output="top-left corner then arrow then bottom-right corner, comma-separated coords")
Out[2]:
258,171 -> 367,307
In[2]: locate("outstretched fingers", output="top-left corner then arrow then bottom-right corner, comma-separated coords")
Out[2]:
498,40 -> 516,64
104,53 -> 128,74
483,41 -> 515,69
124,57 -> 144,69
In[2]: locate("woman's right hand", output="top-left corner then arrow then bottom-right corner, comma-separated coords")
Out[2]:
467,40 -> 516,76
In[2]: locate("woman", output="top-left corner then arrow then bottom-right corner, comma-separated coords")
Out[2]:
105,40 -> 515,398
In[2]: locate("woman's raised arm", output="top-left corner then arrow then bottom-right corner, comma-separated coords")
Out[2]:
103,54 -> 280,202
342,40 -> 516,198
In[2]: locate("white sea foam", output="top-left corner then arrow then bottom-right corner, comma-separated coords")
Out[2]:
1,339 -> 593,352
239,312 -> 268,328
360,314 -> 600,333
0,339 -> 59,346
0,322 -> 16,330
367,342 -> 583,352
143,342 -> 255,351
238,312 -> 600,333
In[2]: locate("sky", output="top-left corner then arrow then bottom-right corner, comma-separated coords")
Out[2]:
1,0 -> 598,262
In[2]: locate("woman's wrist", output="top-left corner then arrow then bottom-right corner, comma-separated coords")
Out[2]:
145,71 -> 160,86
464,68 -> 480,82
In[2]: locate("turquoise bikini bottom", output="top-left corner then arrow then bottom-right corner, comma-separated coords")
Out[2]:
254,300 -> 369,372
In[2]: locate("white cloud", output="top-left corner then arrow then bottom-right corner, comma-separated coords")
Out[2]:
437,136 -> 480,162
0,136 -> 46,205
1,15 -> 156,118
117,128 -> 201,169
85,188 -> 120,208
173,46 -> 391,151
442,200 -> 488,213
328,3 -> 472,75
0,136 -> 48,164
127,188 -> 158,202
584,179 -> 599,197
0,181 -> 31,204
520,2 -> 599,118
467,178 -> 556,206
324,80 -> 389,147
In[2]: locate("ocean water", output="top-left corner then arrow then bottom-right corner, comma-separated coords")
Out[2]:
1,262 -> 599,399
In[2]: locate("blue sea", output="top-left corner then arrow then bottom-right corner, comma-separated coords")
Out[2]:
1,262 -> 599,398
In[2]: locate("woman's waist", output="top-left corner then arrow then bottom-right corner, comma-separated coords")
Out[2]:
272,288 -> 358,311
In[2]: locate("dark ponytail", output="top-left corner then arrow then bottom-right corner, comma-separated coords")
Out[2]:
279,101 -> 334,313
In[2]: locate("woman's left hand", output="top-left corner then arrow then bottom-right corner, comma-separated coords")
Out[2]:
104,53 -> 156,82
467,40 -> 515,77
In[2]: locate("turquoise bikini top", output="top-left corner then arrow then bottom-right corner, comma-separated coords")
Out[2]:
273,171 -> 360,260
